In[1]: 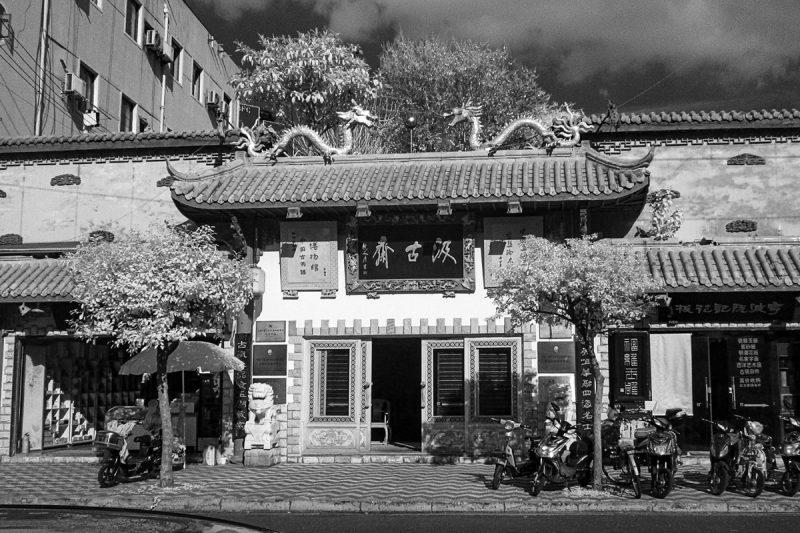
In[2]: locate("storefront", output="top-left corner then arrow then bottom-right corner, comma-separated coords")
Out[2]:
608,241 -> 800,451
167,143 -> 654,460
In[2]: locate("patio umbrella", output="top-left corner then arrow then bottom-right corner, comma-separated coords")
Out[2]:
118,341 -> 244,445
119,341 -> 244,375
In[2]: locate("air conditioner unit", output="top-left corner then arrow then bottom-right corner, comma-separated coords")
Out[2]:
144,29 -> 161,50
205,91 -> 220,108
83,109 -> 100,128
63,72 -> 86,99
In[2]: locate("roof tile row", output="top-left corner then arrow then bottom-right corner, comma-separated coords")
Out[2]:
585,108 -> 800,127
0,259 -> 74,301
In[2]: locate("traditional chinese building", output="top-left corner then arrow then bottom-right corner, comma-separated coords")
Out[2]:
0,130 -> 240,456
583,109 -> 800,449
166,143 -> 654,461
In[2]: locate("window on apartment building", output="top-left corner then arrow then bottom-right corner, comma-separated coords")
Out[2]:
124,0 -> 141,41
477,346 -> 512,416
78,62 -> 97,110
170,39 -> 183,82
323,349 -> 350,416
120,94 -> 136,132
434,348 -> 464,416
191,61 -> 203,100
139,116 -> 150,133
221,94 -> 232,125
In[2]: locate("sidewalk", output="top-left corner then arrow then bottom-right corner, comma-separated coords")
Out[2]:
3,460 -> 800,514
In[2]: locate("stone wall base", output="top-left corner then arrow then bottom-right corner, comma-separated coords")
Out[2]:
243,447 -> 280,467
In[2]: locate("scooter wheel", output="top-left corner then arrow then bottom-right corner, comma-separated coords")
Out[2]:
490,464 -> 504,490
98,464 -> 119,488
742,470 -> 765,498
780,470 -> 800,497
651,468 -> 674,499
709,464 -> 729,496
530,472 -> 546,496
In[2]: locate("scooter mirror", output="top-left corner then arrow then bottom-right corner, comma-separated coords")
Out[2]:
550,402 -> 561,413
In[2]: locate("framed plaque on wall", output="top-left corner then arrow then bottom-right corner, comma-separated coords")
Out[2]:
344,214 -> 475,296
279,221 -> 338,291
482,216 -> 543,288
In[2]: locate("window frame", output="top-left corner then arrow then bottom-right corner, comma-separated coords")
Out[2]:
308,340 -> 361,423
432,345 -> 465,417
119,93 -> 136,132
124,0 -> 142,43
191,61 -> 203,101
468,338 -> 520,420
78,62 -> 97,111
170,39 -> 183,84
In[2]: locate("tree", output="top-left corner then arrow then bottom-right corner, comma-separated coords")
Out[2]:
231,29 -> 382,155
67,224 -> 253,486
490,235 -> 657,490
377,36 -> 558,153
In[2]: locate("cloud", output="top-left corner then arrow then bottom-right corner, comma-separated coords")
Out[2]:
294,0 -> 800,86
189,0 -> 269,21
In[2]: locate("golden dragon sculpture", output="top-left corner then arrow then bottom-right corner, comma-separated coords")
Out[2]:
268,103 -> 375,164
443,102 -> 593,156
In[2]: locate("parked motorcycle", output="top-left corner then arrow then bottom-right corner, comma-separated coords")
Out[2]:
638,408 -> 685,498
602,410 -> 642,499
733,414 -> 777,498
530,403 -> 592,496
702,417 -> 741,495
488,417 -> 538,490
779,416 -> 800,496
95,430 -> 163,487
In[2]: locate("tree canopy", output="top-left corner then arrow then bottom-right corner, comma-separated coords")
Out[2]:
68,223 -> 253,486
491,235 -> 657,489
377,35 -> 558,153
232,29 -> 382,145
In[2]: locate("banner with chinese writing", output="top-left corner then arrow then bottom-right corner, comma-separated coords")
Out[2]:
574,339 -> 595,433
233,332 -> 252,439
664,293 -> 797,323
280,221 -> 338,291
609,331 -> 651,403
483,216 -> 543,288
729,334 -> 771,409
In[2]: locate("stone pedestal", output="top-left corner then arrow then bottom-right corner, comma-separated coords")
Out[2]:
243,447 -> 280,467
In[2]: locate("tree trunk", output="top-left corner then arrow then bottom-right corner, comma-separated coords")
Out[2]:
592,359 -> 605,491
157,343 -> 177,487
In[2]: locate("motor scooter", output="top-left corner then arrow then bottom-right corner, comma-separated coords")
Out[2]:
638,408 -> 685,498
779,415 -> 800,496
733,414 -> 776,498
530,403 -> 592,496
488,417 -> 538,490
702,417 -> 740,495
602,410 -> 642,499
95,430 -> 162,487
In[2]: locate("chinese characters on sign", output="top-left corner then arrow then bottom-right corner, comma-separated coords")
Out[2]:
357,223 -> 464,280
280,222 -> 338,291
610,332 -> 650,404
255,321 -> 286,343
735,336 -> 763,390
574,340 -> 595,433
233,333 -> 252,439
665,293 -> 796,323
483,217 -> 543,288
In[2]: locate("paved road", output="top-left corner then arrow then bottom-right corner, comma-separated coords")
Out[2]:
2,461 -> 800,513
202,512 -> 800,533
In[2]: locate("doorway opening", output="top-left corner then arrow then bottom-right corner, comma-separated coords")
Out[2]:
371,337 -> 422,451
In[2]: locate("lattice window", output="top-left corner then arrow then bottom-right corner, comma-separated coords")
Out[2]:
309,340 -> 358,423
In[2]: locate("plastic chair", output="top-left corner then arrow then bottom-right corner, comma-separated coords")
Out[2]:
371,398 -> 391,445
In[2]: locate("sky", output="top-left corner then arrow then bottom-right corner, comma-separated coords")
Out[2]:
185,0 -> 800,115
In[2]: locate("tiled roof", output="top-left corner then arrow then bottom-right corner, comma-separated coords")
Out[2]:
641,241 -> 800,292
169,147 -> 653,214
0,130 -> 238,155
584,108 -> 800,132
0,259 -> 74,301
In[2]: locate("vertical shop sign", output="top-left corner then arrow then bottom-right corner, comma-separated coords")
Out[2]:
233,333 -> 252,439
574,340 -> 595,433
732,335 -> 771,409
610,331 -> 651,403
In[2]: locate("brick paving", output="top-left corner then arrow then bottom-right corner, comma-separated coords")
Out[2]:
3,461 -> 800,513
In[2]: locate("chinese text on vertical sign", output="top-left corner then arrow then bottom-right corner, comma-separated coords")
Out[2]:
736,336 -> 762,389
622,336 -> 640,397
577,347 -> 594,432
